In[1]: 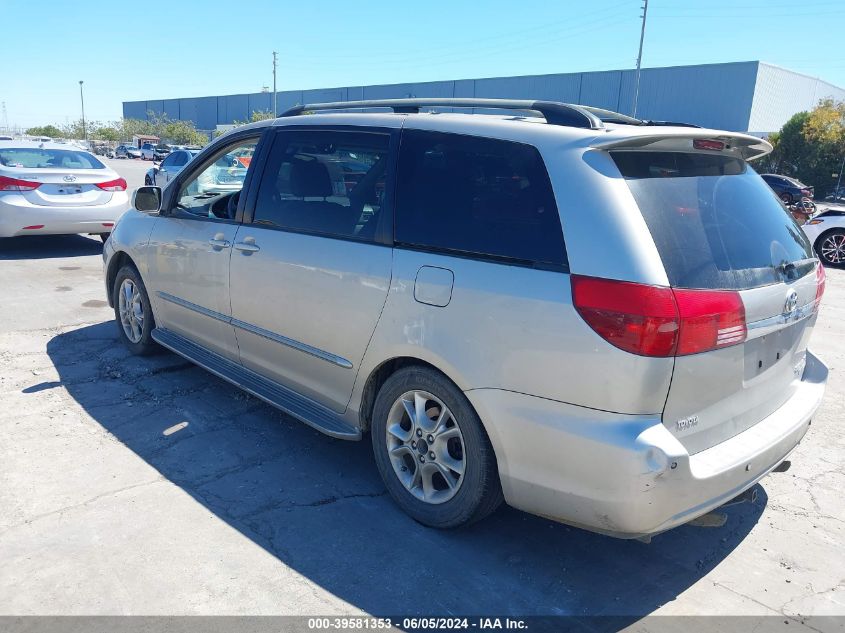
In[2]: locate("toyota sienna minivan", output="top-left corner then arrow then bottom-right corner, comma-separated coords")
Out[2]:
103,98 -> 827,538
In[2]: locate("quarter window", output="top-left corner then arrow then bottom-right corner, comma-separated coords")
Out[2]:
253,130 -> 390,242
394,130 -> 566,267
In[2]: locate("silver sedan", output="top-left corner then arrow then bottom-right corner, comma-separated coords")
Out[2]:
0,140 -> 130,240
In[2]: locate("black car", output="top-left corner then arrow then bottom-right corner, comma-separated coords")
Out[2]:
761,173 -> 814,204
153,144 -> 171,161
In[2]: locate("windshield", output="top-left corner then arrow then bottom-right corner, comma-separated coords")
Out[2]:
613,151 -> 814,290
0,148 -> 105,169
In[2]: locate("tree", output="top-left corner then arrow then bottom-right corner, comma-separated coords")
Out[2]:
761,99 -> 845,198
25,124 -> 63,138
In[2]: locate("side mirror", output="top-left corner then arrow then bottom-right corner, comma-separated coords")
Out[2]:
132,186 -> 162,213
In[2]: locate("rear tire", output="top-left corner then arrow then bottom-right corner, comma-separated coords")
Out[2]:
781,192 -> 794,204
112,265 -> 157,355
370,366 -> 503,528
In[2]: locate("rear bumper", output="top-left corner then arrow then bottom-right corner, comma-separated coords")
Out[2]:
466,350 -> 827,538
0,193 -> 130,237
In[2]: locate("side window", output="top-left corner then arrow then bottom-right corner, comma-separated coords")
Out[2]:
176,138 -> 258,220
159,153 -> 176,168
170,151 -> 188,167
395,130 -> 566,267
253,130 -> 390,241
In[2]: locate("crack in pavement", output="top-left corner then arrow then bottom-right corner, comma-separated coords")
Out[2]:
0,477 -> 166,535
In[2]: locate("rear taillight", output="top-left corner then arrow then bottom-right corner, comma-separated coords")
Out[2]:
801,188 -> 812,198
0,175 -> 40,191
673,288 -> 746,355
96,177 -> 127,192
815,263 -> 826,311
571,275 -> 746,357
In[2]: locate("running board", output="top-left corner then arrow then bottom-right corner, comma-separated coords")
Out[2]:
151,328 -> 360,440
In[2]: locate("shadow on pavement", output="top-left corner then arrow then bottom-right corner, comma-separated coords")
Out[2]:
0,234 -> 103,260
46,321 -> 766,621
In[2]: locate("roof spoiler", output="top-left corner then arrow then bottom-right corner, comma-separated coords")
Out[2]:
592,131 -> 772,161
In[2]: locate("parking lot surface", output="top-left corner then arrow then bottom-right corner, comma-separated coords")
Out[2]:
0,160 -> 843,621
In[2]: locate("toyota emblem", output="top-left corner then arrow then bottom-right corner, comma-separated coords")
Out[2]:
784,290 -> 799,315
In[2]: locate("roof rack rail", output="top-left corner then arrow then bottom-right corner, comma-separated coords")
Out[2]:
280,98 -> 606,130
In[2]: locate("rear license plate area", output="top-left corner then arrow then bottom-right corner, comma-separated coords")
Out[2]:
744,322 -> 803,380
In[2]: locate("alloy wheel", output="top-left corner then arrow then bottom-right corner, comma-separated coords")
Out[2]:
118,278 -> 144,343
385,390 -> 466,504
820,233 -> 845,265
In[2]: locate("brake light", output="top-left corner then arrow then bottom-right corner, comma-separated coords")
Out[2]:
571,276 -> 679,356
801,189 -> 812,198
96,177 -> 127,192
815,263 -> 826,311
571,275 -> 746,357
693,139 -> 725,151
673,288 -> 746,354
0,175 -> 40,191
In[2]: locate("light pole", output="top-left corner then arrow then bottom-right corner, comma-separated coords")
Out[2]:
79,80 -> 87,142
632,0 -> 649,118
272,51 -> 278,117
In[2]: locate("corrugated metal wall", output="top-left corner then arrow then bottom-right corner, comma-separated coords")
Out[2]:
122,61 -> 842,133
748,63 -> 845,134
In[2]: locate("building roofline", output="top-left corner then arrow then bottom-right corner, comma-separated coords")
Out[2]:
123,61 -> 767,106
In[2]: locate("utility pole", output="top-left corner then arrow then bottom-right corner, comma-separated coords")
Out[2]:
79,80 -> 87,142
272,51 -> 278,117
632,0 -> 649,118
835,152 -> 845,199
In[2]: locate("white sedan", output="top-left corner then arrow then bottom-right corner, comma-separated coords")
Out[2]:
0,140 -> 130,240
802,206 -> 845,266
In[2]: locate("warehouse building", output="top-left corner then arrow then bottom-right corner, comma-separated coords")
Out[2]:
123,61 -> 845,136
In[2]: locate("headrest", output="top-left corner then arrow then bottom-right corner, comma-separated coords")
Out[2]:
290,158 -> 333,198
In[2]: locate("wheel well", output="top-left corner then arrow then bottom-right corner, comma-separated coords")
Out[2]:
105,251 -> 137,307
358,357 -> 451,433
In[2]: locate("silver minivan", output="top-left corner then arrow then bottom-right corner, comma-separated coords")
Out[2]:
103,99 -> 827,538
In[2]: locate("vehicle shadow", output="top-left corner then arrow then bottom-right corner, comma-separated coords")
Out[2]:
0,234 -> 103,260
46,321 -> 766,621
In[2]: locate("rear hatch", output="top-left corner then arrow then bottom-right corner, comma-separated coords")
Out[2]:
611,146 -> 822,454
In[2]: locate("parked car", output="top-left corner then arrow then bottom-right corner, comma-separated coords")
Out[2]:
140,143 -> 156,160
144,148 -> 199,186
0,140 -> 129,240
824,186 -> 845,204
103,98 -> 827,538
802,208 -> 845,265
115,144 -> 141,159
761,173 -> 814,204
153,144 -> 171,161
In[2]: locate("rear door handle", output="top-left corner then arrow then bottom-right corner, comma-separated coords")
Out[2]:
208,237 -> 231,250
234,239 -> 260,253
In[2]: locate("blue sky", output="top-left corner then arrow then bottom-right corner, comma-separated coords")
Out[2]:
3,0 -> 845,128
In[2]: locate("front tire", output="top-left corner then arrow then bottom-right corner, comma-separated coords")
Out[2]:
112,265 -> 157,355
816,229 -> 845,266
144,175 -> 152,185
371,366 -> 503,528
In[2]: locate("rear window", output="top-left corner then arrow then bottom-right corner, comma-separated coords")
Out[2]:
613,151 -> 813,289
0,148 -> 105,169
395,130 -> 566,268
